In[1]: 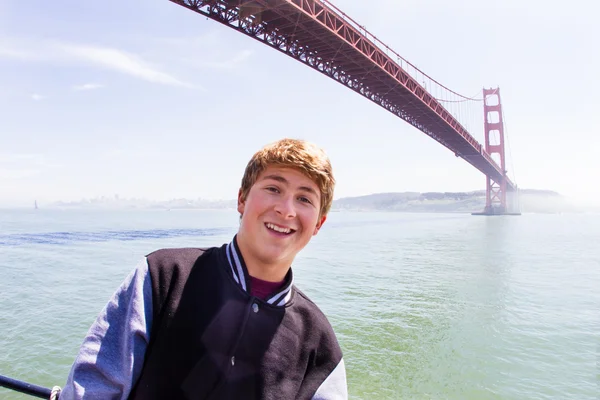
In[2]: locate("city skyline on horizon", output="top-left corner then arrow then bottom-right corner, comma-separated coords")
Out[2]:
6,186 -> 576,208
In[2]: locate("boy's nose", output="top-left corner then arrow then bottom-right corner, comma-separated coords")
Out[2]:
274,196 -> 296,218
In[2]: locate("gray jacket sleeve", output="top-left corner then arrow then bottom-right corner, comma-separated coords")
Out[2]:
312,358 -> 348,399
60,258 -> 153,400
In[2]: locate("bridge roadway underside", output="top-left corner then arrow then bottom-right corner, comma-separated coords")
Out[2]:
173,0 -> 515,190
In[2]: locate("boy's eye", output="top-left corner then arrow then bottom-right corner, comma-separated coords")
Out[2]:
298,196 -> 312,204
266,187 -> 279,193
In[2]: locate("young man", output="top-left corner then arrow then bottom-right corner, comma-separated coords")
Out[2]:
60,138 -> 347,399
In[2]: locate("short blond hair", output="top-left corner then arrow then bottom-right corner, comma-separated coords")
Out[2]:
240,138 -> 335,217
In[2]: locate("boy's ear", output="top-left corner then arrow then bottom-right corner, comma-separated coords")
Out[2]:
237,189 -> 245,215
313,215 -> 327,236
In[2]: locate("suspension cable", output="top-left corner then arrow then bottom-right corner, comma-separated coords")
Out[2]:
502,104 -> 518,187
319,0 -> 485,101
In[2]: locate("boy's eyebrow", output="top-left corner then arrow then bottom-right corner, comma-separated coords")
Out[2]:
262,174 -> 319,197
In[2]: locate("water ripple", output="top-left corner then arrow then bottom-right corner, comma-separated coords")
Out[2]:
0,227 -> 232,246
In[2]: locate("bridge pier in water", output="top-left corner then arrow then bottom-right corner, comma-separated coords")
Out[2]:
472,88 -> 521,216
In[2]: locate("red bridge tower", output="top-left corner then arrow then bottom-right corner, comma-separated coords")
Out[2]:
476,88 -> 519,215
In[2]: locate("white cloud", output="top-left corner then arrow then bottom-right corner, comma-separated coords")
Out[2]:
57,43 -> 192,87
155,34 -> 254,72
73,83 -> 104,91
31,93 -> 45,101
0,37 -> 193,88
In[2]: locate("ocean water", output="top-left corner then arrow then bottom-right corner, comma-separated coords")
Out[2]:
0,209 -> 598,399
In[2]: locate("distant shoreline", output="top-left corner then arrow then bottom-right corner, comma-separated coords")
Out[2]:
4,189 -> 595,214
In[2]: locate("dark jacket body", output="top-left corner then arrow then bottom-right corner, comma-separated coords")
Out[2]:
128,240 -> 344,400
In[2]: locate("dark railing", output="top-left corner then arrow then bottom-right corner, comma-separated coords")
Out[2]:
0,373 -> 59,399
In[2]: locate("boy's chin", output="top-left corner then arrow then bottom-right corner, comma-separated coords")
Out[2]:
257,246 -> 297,263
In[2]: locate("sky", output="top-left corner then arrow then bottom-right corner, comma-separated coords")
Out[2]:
0,0 -> 598,207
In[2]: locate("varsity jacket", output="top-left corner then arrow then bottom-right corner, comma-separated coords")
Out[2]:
60,236 -> 347,399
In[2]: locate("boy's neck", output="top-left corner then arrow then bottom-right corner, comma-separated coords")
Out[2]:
245,258 -> 290,283
236,235 -> 291,283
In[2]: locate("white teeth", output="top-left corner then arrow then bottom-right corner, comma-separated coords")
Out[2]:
266,223 -> 292,234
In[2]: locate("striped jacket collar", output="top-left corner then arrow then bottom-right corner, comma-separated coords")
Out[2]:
225,235 -> 295,306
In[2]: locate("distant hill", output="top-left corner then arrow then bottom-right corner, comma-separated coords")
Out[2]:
332,189 -> 585,214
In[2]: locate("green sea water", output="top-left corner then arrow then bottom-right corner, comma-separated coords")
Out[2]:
1,209 -> 598,399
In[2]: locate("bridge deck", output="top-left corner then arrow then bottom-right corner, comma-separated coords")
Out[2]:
172,0 -> 514,189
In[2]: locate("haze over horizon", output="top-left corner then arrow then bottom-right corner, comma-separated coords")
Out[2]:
7,187 -> 592,213
1,0 -> 597,208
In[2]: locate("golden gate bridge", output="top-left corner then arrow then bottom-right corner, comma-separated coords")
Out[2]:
169,0 -> 519,215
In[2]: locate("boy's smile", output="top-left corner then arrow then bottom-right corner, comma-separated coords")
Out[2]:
236,166 -> 327,282
265,222 -> 296,235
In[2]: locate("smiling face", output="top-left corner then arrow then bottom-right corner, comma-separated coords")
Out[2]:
236,165 -> 327,280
